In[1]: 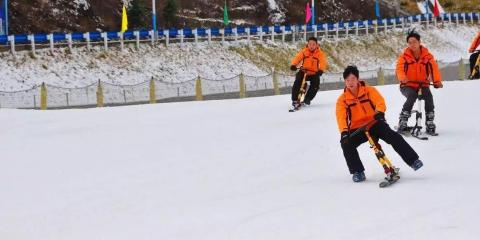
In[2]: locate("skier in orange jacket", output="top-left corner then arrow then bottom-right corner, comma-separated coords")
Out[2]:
336,66 -> 422,182
395,30 -> 442,135
289,37 -> 328,109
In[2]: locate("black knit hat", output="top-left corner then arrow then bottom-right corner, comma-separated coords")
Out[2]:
343,66 -> 359,79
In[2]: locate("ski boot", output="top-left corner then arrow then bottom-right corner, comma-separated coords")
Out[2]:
303,98 -> 311,106
396,110 -> 411,132
289,101 -> 302,112
425,112 -> 437,136
352,171 -> 366,182
410,159 -> 424,171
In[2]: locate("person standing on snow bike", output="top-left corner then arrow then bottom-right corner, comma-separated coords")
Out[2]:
468,31 -> 480,79
396,30 -> 443,135
289,36 -> 328,109
336,66 -> 423,182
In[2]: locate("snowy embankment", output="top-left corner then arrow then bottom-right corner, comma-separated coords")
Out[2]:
0,80 -> 479,239
0,24 -> 476,91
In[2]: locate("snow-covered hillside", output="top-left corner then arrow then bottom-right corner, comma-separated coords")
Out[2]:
0,24 -> 476,91
0,80 -> 479,240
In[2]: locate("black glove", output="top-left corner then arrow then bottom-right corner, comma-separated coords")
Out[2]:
340,131 -> 350,145
316,70 -> 324,77
374,111 -> 385,121
290,65 -> 297,71
434,82 -> 443,89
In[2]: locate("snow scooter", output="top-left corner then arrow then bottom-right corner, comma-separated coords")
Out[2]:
397,81 -> 438,140
289,70 -> 309,112
350,120 -> 400,188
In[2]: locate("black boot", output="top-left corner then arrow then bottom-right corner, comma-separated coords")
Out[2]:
426,111 -> 436,135
397,110 -> 410,132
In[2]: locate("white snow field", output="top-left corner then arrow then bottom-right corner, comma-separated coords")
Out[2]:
1,80 -> 479,240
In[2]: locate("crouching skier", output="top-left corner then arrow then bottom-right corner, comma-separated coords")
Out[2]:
289,36 -> 328,111
335,66 -> 424,183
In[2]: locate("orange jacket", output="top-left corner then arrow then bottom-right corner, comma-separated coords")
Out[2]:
396,46 -> 442,89
336,81 -> 386,133
291,46 -> 328,75
469,32 -> 480,53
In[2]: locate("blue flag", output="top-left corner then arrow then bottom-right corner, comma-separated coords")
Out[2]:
375,0 -> 380,18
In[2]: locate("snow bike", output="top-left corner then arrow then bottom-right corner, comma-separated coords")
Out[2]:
289,70 -> 309,112
350,120 -> 400,188
397,81 -> 438,140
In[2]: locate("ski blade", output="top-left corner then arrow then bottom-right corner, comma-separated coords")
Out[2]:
379,177 -> 399,188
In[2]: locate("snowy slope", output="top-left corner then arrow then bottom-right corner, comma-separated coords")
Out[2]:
1,80 -> 479,239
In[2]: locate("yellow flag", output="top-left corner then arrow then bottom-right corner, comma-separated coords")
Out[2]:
121,5 -> 128,33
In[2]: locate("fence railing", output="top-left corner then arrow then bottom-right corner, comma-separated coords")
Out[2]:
0,59 -> 471,109
1,12 -> 479,54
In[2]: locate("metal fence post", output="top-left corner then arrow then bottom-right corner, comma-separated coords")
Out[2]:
102,32 -> 108,51
134,31 -> 140,50
8,35 -> 15,55
28,34 -> 35,55
48,33 -> 54,54
355,22 -> 359,36
325,23 -> 329,39
303,25 -> 306,42
221,28 -> 225,44
193,29 -> 198,45
66,33 -> 72,51
292,25 -> 296,43
165,29 -> 170,47
270,26 -> 275,42
239,73 -> 246,98
40,82 -> 47,110
84,32 -> 91,51
149,77 -> 156,103
119,32 -> 124,51
207,29 -> 211,44
195,76 -> 203,101
272,68 -> 280,95
364,20 -> 369,36
459,58 -> 466,80
335,23 -> 339,39
377,68 -> 385,85
96,80 -> 104,107
345,24 -> 349,38
149,30 -> 155,46
178,29 -> 183,43
234,27 -> 238,43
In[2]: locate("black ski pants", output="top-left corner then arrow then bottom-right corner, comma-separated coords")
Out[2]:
291,71 -> 320,101
470,51 -> 480,78
340,121 -> 419,174
401,86 -> 434,113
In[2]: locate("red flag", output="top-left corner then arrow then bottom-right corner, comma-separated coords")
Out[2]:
433,0 -> 440,17
305,2 -> 312,24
